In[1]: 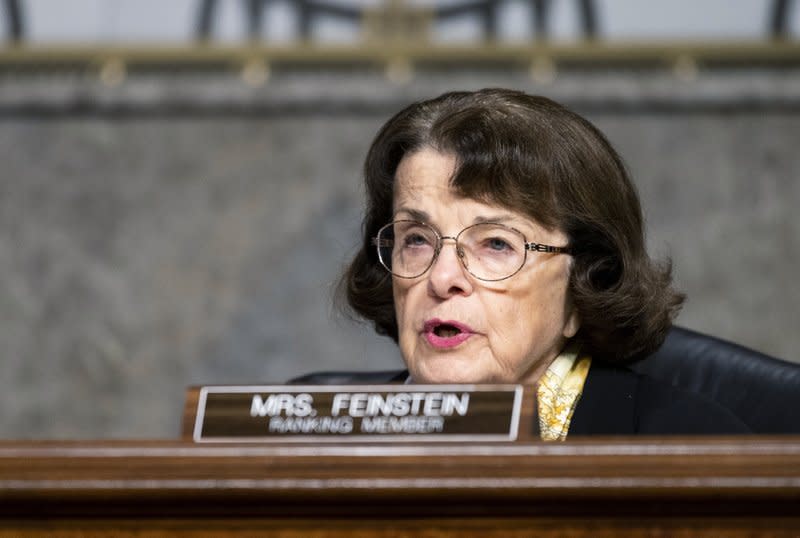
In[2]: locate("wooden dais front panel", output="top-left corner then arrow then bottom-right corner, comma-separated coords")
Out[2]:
1,438 -> 799,536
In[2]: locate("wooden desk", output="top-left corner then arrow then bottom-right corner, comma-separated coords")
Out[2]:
1,438 -> 799,537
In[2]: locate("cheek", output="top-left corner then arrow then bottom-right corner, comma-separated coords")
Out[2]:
490,283 -> 552,329
392,282 -> 406,324
487,265 -> 571,355
392,279 -> 417,331
482,295 -> 530,359
393,280 -> 426,363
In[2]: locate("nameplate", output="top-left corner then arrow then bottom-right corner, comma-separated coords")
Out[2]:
192,384 -> 524,443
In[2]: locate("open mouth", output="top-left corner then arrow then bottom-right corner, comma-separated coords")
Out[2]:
433,323 -> 462,338
423,319 -> 474,348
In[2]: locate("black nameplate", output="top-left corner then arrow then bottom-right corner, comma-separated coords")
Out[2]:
193,384 -> 523,443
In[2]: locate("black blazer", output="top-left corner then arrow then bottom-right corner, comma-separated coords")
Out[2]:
568,362 -> 749,435
291,363 -> 750,435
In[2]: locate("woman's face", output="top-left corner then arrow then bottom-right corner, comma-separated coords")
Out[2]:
392,148 -> 580,384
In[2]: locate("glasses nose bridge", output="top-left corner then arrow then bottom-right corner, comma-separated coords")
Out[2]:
434,233 -> 467,263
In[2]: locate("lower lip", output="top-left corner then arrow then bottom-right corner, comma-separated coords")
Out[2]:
424,331 -> 473,349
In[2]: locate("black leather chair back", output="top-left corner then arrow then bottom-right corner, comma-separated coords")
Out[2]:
630,326 -> 799,434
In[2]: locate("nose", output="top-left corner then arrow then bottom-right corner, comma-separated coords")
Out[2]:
427,237 -> 474,298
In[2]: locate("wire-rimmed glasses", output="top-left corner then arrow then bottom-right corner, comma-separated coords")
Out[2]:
372,220 -> 570,282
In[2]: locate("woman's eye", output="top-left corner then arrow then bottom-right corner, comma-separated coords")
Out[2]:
486,237 -> 513,251
403,233 -> 431,247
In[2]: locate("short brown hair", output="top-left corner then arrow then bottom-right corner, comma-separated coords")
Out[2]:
340,88 -> 683,363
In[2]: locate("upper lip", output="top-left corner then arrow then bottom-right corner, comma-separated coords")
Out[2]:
422,318 -> 475,334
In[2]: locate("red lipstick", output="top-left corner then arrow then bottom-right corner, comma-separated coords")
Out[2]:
423,319 -> 475,349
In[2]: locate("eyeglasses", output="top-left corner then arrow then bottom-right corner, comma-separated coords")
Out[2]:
372,220 -> 570,282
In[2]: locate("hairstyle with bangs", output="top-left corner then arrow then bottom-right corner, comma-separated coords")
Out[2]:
340,88 -> 684,363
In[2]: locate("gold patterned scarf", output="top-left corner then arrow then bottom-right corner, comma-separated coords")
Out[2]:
537,341 -> 592,441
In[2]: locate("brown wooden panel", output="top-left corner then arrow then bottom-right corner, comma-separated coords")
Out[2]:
182,386 -> 201,439
0,439 -> 799,536
2,518 -> 800,538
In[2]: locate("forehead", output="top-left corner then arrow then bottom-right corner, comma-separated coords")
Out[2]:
393,148 -> 456,202
392,148 -> 566,244
392,148 -> 564,242
393,149 -> 493,223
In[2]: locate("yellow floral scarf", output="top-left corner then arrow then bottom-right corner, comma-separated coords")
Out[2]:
537,342 -> 592,441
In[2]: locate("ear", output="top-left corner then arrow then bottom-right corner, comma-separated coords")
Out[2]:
562,303 -> 581,339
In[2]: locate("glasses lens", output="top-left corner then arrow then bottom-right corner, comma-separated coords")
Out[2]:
377,221 -> 438,278
458,223 -> 526,281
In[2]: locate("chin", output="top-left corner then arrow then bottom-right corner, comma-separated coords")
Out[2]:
413,360 -> 492,385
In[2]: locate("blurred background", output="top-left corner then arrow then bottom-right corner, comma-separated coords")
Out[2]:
1,0 -> 799,438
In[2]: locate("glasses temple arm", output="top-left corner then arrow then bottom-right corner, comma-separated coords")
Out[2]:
526,242 -> 570,254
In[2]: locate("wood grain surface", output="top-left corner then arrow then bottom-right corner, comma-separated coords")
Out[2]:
0,438 -> 799,536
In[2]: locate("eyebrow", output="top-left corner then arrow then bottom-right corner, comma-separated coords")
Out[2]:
394,207 -> 430,221
394,207 -> 520,226
472,214 -> 517,225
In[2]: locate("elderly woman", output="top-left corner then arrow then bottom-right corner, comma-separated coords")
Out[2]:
340,88 -> 747,438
